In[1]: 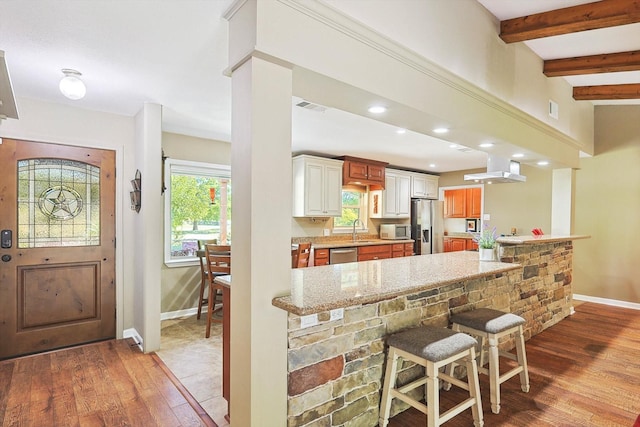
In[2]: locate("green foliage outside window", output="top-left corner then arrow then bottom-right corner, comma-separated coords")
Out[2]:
334,190 -> 363,227
170,174 -> 232,256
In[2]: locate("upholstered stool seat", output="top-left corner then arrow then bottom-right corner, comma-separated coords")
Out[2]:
446,308 -> 530,414
379,326 -> 484,427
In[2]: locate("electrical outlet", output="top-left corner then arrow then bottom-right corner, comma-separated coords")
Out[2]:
323,228 -> 330,236
330,308 -> 344,321
483,213 -> 491,221
300,314 -> 318,329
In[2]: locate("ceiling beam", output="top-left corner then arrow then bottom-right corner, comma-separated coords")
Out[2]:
544,50 -> 640,76
500,0 -> 640,43
573,83 -> 640,100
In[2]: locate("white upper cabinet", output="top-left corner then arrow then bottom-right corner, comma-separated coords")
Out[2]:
292,155 -> 343,217
410,172 -> 439,199
370,169 -> 411,218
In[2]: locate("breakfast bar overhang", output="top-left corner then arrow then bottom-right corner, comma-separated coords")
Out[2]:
272,235 -> 589,426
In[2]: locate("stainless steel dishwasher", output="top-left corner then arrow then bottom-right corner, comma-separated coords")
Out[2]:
329,247 -> 358,264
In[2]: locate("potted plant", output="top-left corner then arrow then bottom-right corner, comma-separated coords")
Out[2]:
472,223 -> 498,261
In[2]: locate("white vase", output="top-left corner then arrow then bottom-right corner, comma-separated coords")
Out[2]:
479,247 -> 495,261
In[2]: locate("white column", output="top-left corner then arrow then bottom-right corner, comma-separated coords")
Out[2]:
133,102 -> 163,352
551,168 -> 575,235
230,56 -> 291,425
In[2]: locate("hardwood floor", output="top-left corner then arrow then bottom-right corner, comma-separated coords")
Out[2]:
388,302 -> 640,426
1,303 -> 637,427
0,339 -> 216,427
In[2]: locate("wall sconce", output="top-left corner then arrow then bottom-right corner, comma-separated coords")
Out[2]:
130,169 -> 141,212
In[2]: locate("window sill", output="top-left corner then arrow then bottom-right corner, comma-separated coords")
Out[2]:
164,258 -> 200,268
332,228 -> 369,235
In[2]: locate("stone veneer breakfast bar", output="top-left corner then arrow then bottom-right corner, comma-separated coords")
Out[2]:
272,235 -> 588,427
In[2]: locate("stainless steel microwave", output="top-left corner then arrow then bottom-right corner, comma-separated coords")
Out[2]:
379,224 -> 411,240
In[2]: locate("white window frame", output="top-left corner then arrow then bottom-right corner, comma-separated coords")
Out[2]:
332,188 -> 369,234
164,158 -> 231,268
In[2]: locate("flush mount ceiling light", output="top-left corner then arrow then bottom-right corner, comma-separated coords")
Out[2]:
537,160 -> 549,166
59,68 -> 86,100
367,105 -> 387,114
512,153 -> 524,158
433,127 -> 449,134
479,142 -> 494,148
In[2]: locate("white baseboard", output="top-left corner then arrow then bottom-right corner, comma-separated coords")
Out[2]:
161,307 -> 199,321
573,294 -> 640,311
123,328 -> 144,351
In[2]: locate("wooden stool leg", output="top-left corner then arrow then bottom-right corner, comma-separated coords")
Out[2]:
197,275 -> 206,320
379,347 -> 399,427
488,334 -> 501,414
426,362 -> 439,427
443,323 -> 460,391
516,325 -> 530,392
465,348 -> 484,427
205,281 -> 214,338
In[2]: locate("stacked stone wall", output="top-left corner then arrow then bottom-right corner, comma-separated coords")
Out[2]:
286,242 -> 574,426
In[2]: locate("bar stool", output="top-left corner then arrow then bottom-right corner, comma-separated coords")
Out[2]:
379,326 -> 484,427
446,308 -> 530,414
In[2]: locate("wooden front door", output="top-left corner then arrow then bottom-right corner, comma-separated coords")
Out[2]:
0,139 -> 116,359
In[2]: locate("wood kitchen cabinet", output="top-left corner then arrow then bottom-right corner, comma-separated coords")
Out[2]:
370,169 -> 411,219
444,189 -> 466,218
444,187 -> 481,219
357,244 -> 392,261
392,242 -> 414,257
466,239 -> 478,251
313,248 -> 330,266
292,155 -> 343,217
444,237 -> 467,252
337,156 -> 387,188
410,172 -> 439,199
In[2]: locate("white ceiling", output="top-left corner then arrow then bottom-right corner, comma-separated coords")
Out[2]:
1,1 -> 638,174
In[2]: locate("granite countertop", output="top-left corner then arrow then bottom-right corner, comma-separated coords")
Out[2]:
445,232 -> 474,239
272,251 -> 520,316
311,239 -> 414,249
496,234 -> 590,245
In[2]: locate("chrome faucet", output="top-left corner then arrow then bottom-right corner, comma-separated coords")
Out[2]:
352,219 -> 365,242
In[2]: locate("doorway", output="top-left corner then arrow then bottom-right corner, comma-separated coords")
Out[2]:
0,139 -> 116,359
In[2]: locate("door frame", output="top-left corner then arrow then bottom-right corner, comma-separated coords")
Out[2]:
1,138 -> 127,340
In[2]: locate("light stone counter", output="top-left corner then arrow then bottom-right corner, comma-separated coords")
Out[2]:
497,234 -> 590,245
273,251 -> 519,315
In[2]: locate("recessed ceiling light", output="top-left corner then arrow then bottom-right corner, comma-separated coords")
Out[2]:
429,163 -> 436,168
433,127 -> 449,134
396,128 -> 406,134
537,160 -> 549,166
368,105 -> 386,114
479,142 -> 494,148
449,143 -> 458,149
512,153 -> 524,158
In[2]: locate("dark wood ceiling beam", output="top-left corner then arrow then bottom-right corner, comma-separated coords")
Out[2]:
544,50 -> 640,76
500,0 -> 640,43
573,83 -> 640,100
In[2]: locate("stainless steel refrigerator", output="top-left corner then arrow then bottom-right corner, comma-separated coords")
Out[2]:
411,199 -> 444,255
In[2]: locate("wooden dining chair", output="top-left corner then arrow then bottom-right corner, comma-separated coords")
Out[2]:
204,243 -> 231,338
196,239 -> 217,320
294,242 -> 312,268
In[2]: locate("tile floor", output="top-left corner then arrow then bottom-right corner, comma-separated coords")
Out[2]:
156,315 -> 229,427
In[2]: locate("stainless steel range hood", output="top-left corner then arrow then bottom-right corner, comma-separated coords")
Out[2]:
0,50 -> 19,120
464,154 -> 526,183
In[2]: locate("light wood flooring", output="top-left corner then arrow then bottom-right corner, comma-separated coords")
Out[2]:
0,338 -> 215,427
156,315 -> 229,427
388,302 -> 640,426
